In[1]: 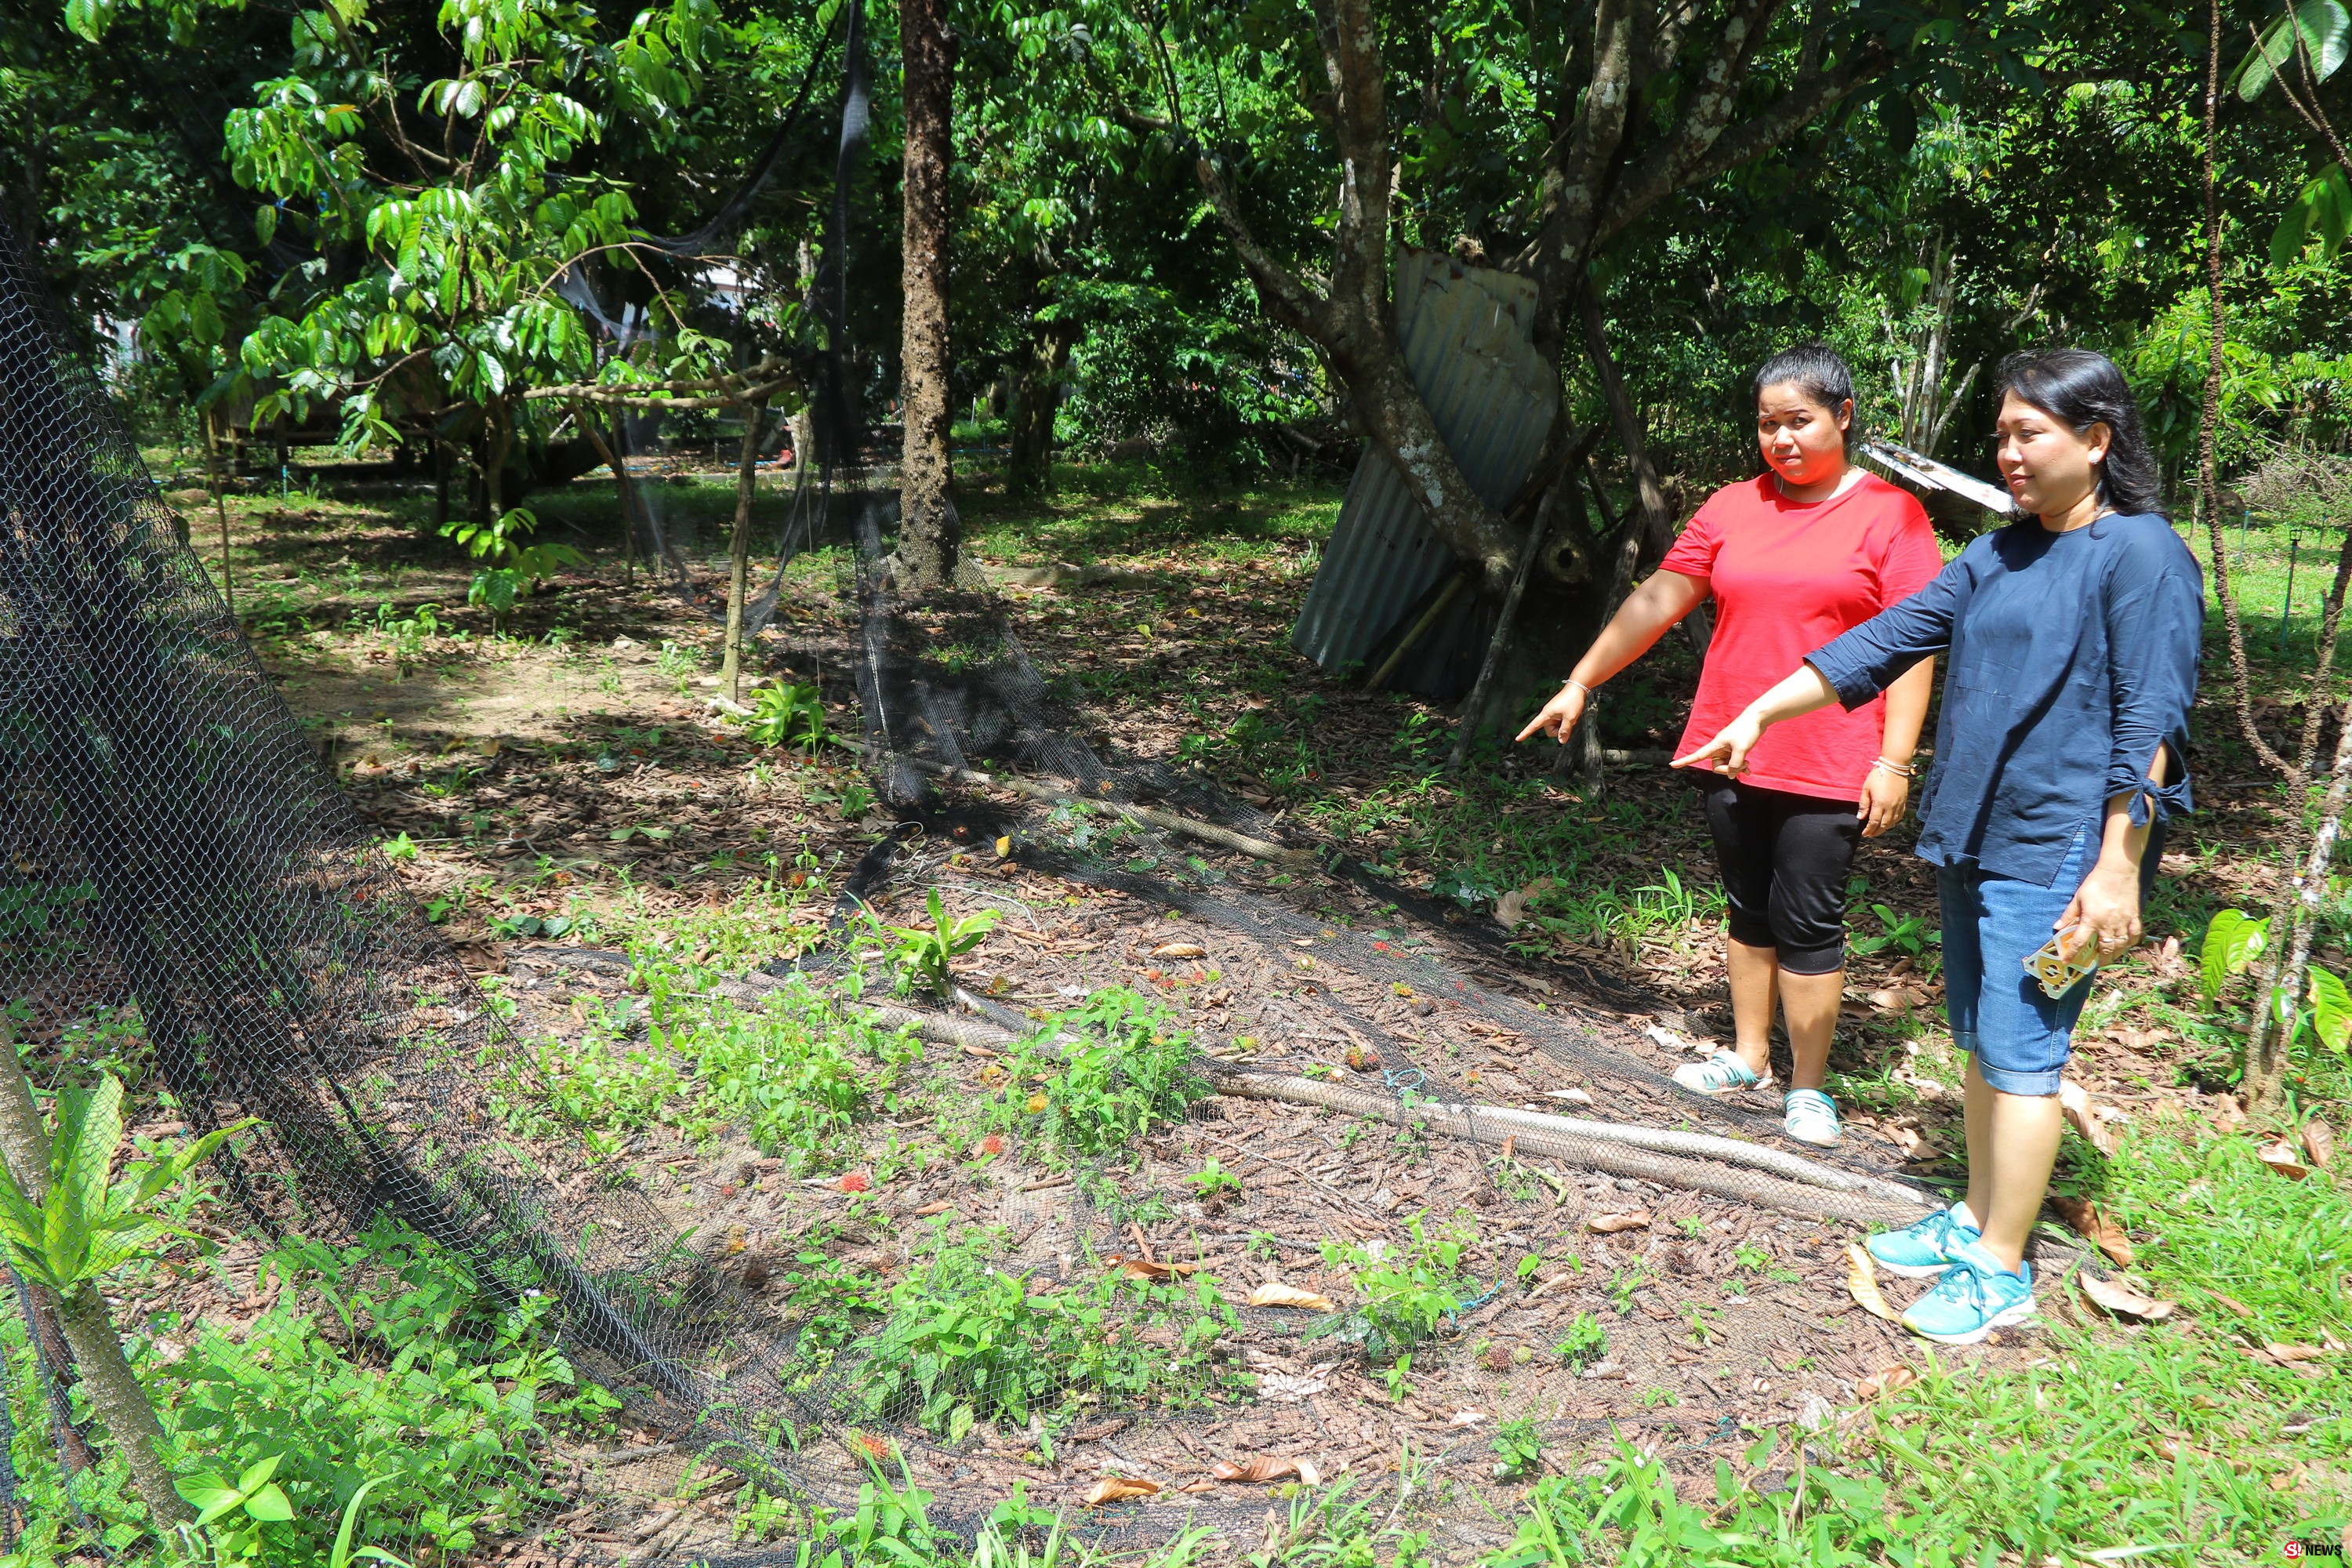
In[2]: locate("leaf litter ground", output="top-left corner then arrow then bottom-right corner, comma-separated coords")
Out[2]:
59,471 -> 2343,1561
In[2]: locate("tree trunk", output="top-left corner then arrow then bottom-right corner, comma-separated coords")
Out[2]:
2247,699 -> 2352,1108
52,1287 -> 191,1534
2295,524 -> 2352,780
1576,285 -> 1674,564
0,1034 -> 188,1531
894,0 -> 957,591
1007,314 -> 1075,497
2197,0 -> 2291,782
720,414 -> 761,702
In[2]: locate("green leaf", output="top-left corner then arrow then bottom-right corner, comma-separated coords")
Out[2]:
244,1482 -> 296,1523
2236,0 -> 2350,99
62,0 -> 115,41
2310,965 -> 2352,1053
2198,909 -> 2269,1003
235,1454 -> 285,1494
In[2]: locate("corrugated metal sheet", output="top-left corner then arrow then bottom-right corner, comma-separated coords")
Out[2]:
1290,250 -> 1556,695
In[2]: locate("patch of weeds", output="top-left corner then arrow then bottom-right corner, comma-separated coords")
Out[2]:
144,1221 -> 619,1566
492,976 -> 924,1171
1552,1312 -> 1606,1369
981,989 -> 1209,1165
1489,1417 -> 1544,1481
856,1229 -> 1239,1441
1311,1211 -> 1475,1363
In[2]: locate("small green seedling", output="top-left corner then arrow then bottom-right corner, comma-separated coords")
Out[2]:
1185,1158 -> 1243,1199
742,681 -> 827,749
1554,1312 -> 1607,1368
887,889 -> 1003,994
1490,1416 -> 1544,1480
379,831 -> 419,863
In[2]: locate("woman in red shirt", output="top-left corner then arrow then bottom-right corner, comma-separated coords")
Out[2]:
1516,344 -> 1941,1147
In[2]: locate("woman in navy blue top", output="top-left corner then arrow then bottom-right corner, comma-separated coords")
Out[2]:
1675,349 -> 2202,1345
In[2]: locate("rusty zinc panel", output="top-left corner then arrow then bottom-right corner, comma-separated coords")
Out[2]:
1290,250 -> 1556,685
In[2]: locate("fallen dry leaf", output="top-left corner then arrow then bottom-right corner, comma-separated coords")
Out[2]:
2304,1118 -> 2336,1169
2048,1195 -> 2134,1267
2206,1290 -> 2255,1317
1254,1373 -> 1327,1403
1151,942 -> 1207,960
1248,1281 -> 1337,1312
1495,877 -> 1555,931
911,1200 -> 956,1217
2256,1140 -> 2311,1181
2078,1272 -> 2176,1321
1107,1254 -> 1200,1282
1586,1210 -> 1652,1234
1844,1243 -> 1900,1323
2263,1342 -> 2327,1363
1081,1476 -> 1160,1507
1210,1456 -> 1319,1485
2059,1080 -> 2119,1159
1177,1479 -> 1217,1494
1856,1366 -> 1919,1400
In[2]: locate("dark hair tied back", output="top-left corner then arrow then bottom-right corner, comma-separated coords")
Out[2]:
1993,348 -> 2163,517
1753,342 -> 1857,451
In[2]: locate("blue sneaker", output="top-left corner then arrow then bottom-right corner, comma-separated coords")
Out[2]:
1899,1241 -> 2036,1345
1673,1051 -> 1762,1094
1866,1202 -> 1981,1279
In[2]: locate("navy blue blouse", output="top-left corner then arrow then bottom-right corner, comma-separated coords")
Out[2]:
1806,513 -> 2203,887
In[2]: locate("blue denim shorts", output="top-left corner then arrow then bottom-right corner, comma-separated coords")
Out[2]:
1936,826 -> 2158,1097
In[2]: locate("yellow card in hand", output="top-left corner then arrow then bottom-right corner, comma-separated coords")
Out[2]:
2022,925 -> 2098,999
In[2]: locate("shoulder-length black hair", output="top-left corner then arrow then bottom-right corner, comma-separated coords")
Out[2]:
1753,342 -> 1857,451
1993,348 -> 2163,517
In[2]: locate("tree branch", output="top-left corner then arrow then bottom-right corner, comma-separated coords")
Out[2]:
1599,0 -> 1783,228
1190,154 -> 1330,339
1595,41 -> 1888,245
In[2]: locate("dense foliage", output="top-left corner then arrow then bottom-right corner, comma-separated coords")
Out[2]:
8,0 -> 2342,511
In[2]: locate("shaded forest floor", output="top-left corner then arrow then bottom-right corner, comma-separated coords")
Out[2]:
20,455 -> 2351,1566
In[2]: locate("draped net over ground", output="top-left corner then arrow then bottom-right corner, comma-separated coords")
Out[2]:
0,205 -> 1944,1565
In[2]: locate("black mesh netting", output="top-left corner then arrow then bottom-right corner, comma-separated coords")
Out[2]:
1,181 -> 1961,1563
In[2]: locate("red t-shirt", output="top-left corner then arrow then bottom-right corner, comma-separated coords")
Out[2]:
1660,472 -> 1944,803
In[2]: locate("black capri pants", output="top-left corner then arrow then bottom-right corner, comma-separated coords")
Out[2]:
1696,778 -> 1861,976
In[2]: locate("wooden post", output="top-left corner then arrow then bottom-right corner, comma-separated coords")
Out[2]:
1447,482 -> 1559,775
720,410 -> 763,702
202,412 -> 233,619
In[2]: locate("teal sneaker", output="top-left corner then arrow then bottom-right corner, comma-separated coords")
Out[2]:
1899,1241 -> 2036,1345
1866,1202 -> 1981,1279
1782,1088 -> 1841,1148
1673,1051 -> 1762,1094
